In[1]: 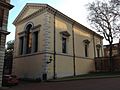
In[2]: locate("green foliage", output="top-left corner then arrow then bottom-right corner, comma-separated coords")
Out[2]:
6,40 -> 14,51
5,40 -> 14,58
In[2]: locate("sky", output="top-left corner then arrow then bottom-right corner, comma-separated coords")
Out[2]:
7,0 -> 116,45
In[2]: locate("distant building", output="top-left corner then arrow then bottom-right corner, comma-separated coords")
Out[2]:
104,42 -> 120,57
0,0 -> 13,86
13,3 -> 104,80
95,42 -> 120,72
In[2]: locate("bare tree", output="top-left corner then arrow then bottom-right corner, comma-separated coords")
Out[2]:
87,0 -> 120,71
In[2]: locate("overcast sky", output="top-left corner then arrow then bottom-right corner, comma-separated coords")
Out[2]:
7,0 -> 115,45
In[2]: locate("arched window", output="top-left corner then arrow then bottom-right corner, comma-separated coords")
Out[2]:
19,23 -> 40,55
26,24 -> 32,54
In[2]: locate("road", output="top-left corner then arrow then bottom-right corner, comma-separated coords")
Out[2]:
2,78 -> 120,90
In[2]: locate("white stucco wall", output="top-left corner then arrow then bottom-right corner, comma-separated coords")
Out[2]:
13,5 -> 103,80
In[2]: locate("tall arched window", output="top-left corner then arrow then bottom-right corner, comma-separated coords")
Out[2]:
18,23 -> 40,55
26,24 -> 32,54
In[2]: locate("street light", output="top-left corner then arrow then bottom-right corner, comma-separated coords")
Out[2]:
46,56 -> 52,64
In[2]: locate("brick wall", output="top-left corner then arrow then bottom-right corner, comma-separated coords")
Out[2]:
0,34 -> 6,86
95,55 -> 120,72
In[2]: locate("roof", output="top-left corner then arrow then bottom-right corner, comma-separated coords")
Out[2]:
13,3 -> 103,39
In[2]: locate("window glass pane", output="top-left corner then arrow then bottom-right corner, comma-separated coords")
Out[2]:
19,37 -> 24,55
26,24 -> 32,54
97,48 -> 100,57
62,37 -> 67,53
28,32 -> 32,48
26,31 -> 32,53
85,44 -> 88,57
34,31 -> 38,52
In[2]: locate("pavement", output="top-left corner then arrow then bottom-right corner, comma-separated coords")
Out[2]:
48,74 -> 120,82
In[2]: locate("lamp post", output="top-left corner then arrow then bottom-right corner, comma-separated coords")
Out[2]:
46,56 -> 52,64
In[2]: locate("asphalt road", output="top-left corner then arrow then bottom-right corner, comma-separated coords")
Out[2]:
2,78 -> 120,90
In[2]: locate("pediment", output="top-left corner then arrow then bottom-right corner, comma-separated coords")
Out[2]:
13,3 -> 47,25
20,7 -> 39,20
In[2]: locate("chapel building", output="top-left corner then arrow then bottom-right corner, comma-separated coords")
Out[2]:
13,3 -> 104,80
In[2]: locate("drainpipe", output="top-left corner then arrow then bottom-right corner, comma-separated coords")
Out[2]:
72,22 -> 76,76
100,38 -> 103,57
93,33 -> 97,71
53,12 -> 57,79
93,33 -> 96,58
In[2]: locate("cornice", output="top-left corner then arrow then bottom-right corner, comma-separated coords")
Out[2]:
0,1 -> 14,9
46,4 -> 104,39
13,3 -> 103,39
0,29 -> 10,35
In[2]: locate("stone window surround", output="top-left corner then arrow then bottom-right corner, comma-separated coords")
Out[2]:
83,39 -> 90,57
96,44 -> 101,57
18,24 -> 40,55
60,31 -> 70,54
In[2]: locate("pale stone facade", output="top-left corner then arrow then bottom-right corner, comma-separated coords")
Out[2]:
0,0 -> 13,86
13,3 -> 103,80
